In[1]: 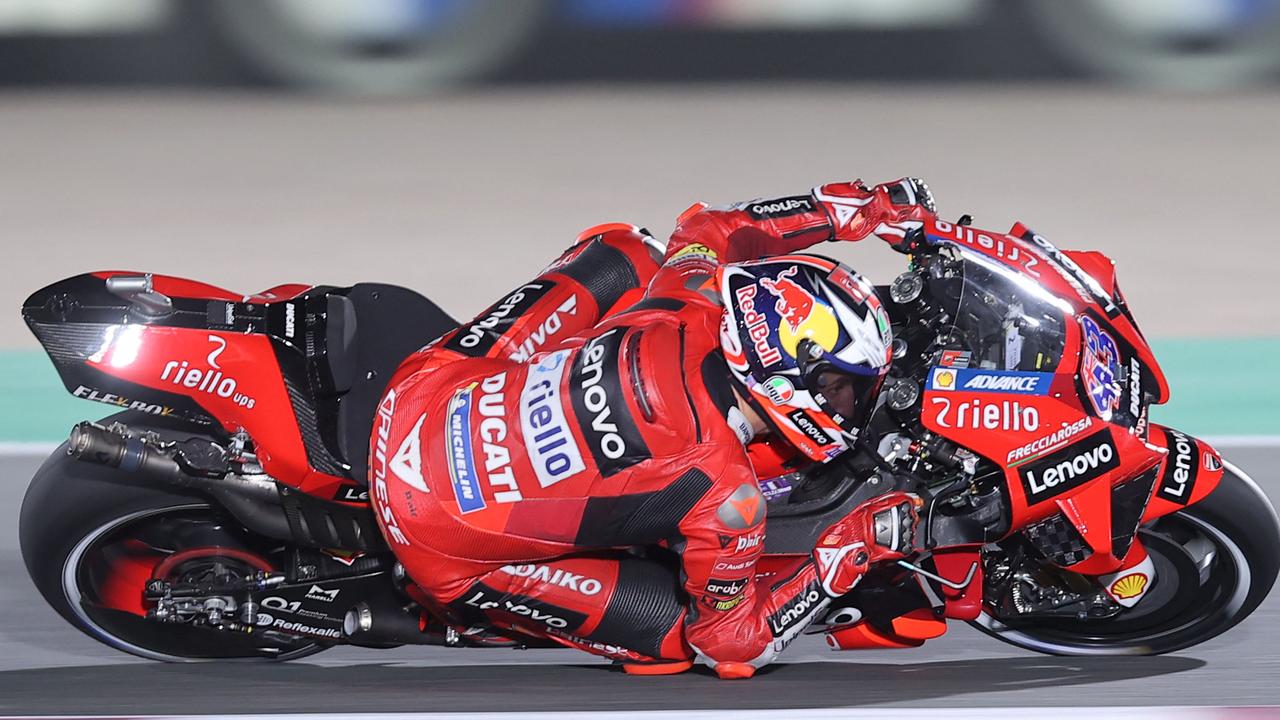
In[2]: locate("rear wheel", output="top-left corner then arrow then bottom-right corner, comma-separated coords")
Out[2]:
21,422 -> 330,662
972,462 -> 1279,655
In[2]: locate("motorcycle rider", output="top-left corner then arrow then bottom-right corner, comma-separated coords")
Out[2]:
370,177 -> 935,678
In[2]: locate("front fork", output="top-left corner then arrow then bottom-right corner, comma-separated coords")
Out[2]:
1095,541 -> 1157,608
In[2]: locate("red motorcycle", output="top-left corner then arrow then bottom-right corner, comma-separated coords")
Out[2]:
18,216 -> 1278,662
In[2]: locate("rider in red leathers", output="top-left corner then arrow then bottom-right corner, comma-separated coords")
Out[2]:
369,178 -> 936,678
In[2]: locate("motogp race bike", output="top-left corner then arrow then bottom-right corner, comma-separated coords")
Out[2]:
18,217 -> 1279,662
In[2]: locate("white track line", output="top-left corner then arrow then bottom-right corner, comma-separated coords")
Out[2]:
0,441 -> 58,455
0,708 -> 1266,720
1204,435 -> 1280,448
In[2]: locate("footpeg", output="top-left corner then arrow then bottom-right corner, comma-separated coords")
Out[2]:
895,559 -> 977,590
343,601 -> 435,646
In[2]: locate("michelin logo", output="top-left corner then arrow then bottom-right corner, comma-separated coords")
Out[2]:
446,385 -> 487,513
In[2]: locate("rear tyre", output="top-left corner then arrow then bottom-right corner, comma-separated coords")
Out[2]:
20,416 -> 330,662
972,462 -> 1280,655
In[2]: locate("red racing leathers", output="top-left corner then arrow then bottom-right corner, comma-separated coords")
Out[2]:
369,180 -> 930,675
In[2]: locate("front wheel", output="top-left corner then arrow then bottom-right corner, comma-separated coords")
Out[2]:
20,426 -> 330,662
972,461 -> 1279,655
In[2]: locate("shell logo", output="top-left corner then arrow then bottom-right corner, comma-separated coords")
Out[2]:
1109,572 -> 1149,600
933,369 -> 956,390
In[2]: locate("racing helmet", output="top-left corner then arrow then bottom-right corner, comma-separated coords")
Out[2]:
718,254 -> 894,462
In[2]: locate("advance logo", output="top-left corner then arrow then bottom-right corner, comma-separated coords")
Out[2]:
1018,430 -> 1120,504
928,368 -> 1052,396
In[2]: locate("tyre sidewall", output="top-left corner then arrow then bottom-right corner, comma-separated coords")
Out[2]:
19,438 -> 211,640
1176,463 -> 1280,633
971,467 -> 1280,655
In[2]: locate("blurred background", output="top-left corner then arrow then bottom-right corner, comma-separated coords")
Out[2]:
6,0 -> 1280,89
2,2 -> 1280,714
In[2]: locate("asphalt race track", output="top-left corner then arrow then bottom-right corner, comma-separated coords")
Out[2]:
0,445 -> 1276,715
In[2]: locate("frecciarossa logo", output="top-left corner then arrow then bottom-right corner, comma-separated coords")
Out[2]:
570,327 -> 651,476
1017,430 -> 1120,504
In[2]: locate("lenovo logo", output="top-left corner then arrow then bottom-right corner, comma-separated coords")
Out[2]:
1018,430 -> 1120,503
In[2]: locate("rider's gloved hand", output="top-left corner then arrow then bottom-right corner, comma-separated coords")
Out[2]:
813,177 -> 936,246
811,491 -> 922,598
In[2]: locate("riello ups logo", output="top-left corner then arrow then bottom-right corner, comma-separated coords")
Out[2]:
1017,430 -> 1120,504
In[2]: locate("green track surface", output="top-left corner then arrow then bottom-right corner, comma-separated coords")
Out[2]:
0,341 -> 1276,443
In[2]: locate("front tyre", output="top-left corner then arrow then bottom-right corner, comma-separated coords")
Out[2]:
20,427 -> 329,662
972,462 -> 1280,655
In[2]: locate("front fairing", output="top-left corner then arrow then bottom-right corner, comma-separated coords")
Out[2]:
918,219 -> 1168,573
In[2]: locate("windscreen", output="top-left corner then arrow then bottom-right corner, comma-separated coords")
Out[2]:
944,249 -> 1070,373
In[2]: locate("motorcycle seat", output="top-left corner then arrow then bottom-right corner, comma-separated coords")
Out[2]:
327,284 -> 458,485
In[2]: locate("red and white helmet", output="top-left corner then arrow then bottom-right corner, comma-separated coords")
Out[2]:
717,254 -> 894,463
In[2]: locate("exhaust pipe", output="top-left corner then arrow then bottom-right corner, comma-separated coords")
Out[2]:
69,422 -> 194,486
67,422 -> 383,552
343,601 -> 443,647
67,421 -> 294,541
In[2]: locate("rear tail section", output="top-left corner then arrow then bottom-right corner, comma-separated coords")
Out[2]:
22,271 -> 456,494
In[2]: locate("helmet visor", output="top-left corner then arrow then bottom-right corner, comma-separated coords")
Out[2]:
801,362 -> 885,437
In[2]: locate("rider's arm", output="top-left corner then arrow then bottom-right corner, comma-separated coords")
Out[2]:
645,178 -> 934,300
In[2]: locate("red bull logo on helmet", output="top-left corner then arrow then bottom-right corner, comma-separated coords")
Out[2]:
734,283 -> 783,367
759,268 -> 840,358
760,267 -> 814,333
